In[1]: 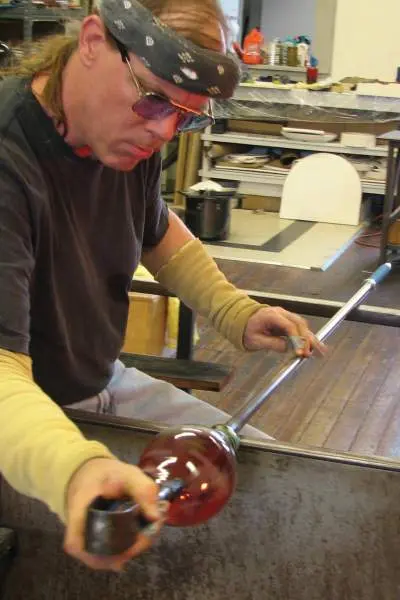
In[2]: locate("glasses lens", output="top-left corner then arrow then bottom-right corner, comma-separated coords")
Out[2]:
133,94 -> 176,120
133,93 -> 213,133
177,115 -> 213,133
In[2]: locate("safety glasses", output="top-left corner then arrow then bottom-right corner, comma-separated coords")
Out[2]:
116,41 -> 214,133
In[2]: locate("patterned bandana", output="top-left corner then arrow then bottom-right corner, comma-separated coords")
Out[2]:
97,0 -> 240,98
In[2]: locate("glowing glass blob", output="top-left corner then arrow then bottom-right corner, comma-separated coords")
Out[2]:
138,425 -> 237,526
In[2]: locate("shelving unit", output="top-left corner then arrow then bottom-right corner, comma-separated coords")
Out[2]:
200,130 -> 388,198
202,131 -> 389,158
0,1 -> 85,41
201,83 -> 400,204
230,84 -> 400,115
199,167 -> 385,197
244,64 -> 307,83
379,130 -> 400,263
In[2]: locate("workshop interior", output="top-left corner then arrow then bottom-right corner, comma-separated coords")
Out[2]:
1,0 -> 400,598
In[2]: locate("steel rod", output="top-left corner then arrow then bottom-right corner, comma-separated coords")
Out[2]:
226,263 -> 392,435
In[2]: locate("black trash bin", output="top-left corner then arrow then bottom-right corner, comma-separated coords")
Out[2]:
181,189 -> 236,241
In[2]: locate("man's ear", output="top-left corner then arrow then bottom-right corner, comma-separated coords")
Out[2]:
78,14 -> 107,67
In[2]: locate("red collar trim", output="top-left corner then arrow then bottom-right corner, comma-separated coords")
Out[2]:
74,145 -> 92,158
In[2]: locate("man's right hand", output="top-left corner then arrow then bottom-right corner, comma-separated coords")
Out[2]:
64,457 -> 163,572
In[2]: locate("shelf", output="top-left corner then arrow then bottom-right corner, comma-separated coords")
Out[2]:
0,6 -> 26,19
200,167 -> 386,196
31,6 -> 84,20
202,132 -> 389,157
246,64 -> 306,73
0,4 -> 84,21
231,85 -> 400,115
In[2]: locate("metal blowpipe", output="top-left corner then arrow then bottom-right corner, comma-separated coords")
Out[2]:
225,263 -> 392,435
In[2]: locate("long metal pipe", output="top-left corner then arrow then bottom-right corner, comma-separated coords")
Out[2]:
225,263 -> 392,435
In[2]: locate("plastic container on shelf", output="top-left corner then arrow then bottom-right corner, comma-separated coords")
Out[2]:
269,38 -> 281,65
286,45 -> 298,67
297,42 -> 309,67
243,27 -> 264,65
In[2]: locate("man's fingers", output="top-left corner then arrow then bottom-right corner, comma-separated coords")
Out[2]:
64,459 -> 163,572
271,309 -> 327,357
68,533 -> 155,572
64,493 -> 93,555
64,515 -> 162,572
123,466 -> 161,522
106,532 -> 157,566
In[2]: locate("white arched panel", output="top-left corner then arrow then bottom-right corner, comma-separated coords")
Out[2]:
280,153 -> 363,226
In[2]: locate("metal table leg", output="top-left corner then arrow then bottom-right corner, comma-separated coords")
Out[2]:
176,302 -> 196,392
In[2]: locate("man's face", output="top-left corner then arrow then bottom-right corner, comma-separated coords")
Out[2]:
77,25 -> 210,171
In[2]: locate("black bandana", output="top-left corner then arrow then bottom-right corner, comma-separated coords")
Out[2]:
97,0 -> 240,98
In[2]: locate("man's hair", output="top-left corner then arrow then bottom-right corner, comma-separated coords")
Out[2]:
1,0 -> 227,123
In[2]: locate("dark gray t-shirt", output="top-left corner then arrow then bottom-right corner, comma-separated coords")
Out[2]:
0,77 -> 169,405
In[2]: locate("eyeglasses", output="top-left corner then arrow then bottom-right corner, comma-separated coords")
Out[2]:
116,42 -> 215,134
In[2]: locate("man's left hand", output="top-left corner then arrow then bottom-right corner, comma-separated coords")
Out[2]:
243,307 -> 326,358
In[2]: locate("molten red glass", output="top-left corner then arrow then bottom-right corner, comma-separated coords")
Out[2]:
138,425 -> 237,527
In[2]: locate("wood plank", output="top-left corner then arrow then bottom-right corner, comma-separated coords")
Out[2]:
324,325 -> 400,452
298,325 -> 376,448
119,353 -> 233,392
241,316 -> 339,436
194,317 -> 285,418
272,323 -> 366,444
350,343 -> 400,456
196,347 -> 282,418
369,332 -> 400,457
376,396 -> 400,458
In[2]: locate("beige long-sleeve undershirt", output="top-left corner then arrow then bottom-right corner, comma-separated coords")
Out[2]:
0,348 -> 113,522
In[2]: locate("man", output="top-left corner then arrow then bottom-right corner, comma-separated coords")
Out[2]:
0,0 -> 324,572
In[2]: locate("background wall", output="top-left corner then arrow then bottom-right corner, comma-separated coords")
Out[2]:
258,0 -> 334,74
220,0 -> 243,43
237,0 -> 400,80
331,0 -> 400,81
260,0 -> 315,42
220,0 -> 242,18
241,0 -> 263,41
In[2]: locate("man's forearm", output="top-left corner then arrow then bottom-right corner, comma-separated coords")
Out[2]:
153,238 -> 261,350
141,209 -> 261,349
0,349 -> 113,522
141,209 -> 194,275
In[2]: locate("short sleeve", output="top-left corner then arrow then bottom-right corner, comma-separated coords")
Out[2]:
0,165 -> 34,354
142,152 -> 169,248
